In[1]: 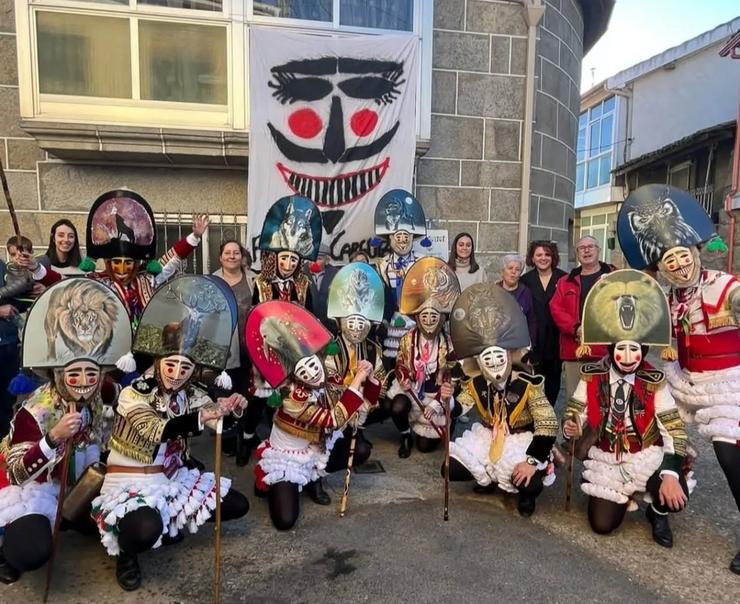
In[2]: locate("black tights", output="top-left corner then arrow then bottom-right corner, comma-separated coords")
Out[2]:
325,426 -> 372,474
713,442 -> 740,511
117,489 -> 249,554
588,497 -> 628,535
447,458 -> 545,498
1,514 -> 53,572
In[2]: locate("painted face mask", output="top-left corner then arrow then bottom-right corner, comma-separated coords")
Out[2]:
390,230 -> 412,256
294,354 -> 325,388
611,340 -> 643,374
658,246 -> 701,288
158,354 -> 195,393
340,314 -> 370,344
417,307 -> 442,338
277,251 -> 300,279
477,346 -> 511,386
109,257 -> 137,285
55,360 -> 102,404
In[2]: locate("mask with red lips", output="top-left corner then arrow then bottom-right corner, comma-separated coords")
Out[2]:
609,340 -> 647,375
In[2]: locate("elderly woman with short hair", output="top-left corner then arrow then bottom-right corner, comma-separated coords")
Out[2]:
497,254 -> 537,347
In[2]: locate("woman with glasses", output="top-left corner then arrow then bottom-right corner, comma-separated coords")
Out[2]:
520,241 -> 567,406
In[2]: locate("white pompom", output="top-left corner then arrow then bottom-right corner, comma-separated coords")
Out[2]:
215,370 -> 232,390
116,352 -> 137,373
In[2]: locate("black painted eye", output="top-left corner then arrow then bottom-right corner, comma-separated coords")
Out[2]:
338,76 -> 405,105
268,73 -> 333,104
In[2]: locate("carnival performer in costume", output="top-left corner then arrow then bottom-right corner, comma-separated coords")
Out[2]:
563,269 -> 691,546
448,283 -> 558,517
91,275 -> 248,591
0,279 -> 131,585
247,301 -> 380,530
617,184 -> 739,571
239,195 -> 323,466
372,189 -> 431,365
325,262 -> 387,457
385,258 -> 460,458
23,189 -> 208,331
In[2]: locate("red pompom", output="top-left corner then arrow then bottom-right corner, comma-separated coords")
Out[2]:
309,262 -> 322,273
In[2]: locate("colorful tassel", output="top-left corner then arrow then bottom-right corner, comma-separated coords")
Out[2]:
8,371 -> 36,395
705,236 -> 728,253
145,260 -> 163,274
369,237 -> 382,248
325,340 -> 340,356
575,344 -> 592,359
78,257 -> 97,272
267,390 -> 282,408
420,236 -> 432,248
393,316 -> 406,328
660,346 -> 678,361
116,352 -> 137,373
214,371 -> 232,390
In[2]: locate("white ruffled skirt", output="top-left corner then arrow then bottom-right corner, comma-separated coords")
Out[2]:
664,361 -> 740,444
449,423 -> 556,493
92,467 -> 231,556
0,481 -> 60,539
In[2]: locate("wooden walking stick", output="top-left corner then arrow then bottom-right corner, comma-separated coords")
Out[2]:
565,437 -> 575,512
443,394 -> 451,521
43,402 -> 76,603
0,157 -> 21,238
338,419 -> 358,518
213,416 -> 224,604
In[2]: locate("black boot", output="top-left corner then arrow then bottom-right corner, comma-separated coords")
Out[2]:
236,433 -> 259,467
729,551 -> 740,575
254,482 -> 268,499
305,478 -> 331,505
116,551 -> 142,591
160,531 -> 184,547
646,506 -> 673,548
473,482 -> 499,495
0,553 -> 20,585
398,432 -> 412,459
517,494 -> 536,517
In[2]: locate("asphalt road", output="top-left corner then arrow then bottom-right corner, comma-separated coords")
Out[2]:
4,417 -> 738,603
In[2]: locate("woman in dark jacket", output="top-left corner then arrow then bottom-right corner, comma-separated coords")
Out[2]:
520,241 -> 567,406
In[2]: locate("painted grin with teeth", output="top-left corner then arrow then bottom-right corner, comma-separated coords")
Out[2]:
278,159 -> 389,208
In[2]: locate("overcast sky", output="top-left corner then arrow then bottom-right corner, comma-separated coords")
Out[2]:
581,0 -> 739,91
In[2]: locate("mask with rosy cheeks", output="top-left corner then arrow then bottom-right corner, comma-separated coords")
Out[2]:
417,308 -> 442,338
611,340 -> 642,374
54,361 -> 102,404
108,257 -> 137,285
340,315 -> 370,344
277,251 -> 300,279
157,354 -> 195,392
477,346 -> 511,386
658,246 -> 701,288
293,354 -> 325,388
390,231 -> 412,256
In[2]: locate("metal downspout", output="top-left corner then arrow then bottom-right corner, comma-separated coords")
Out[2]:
724,96 -> 739,273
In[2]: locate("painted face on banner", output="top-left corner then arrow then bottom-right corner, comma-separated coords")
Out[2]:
294,354 -> 325,388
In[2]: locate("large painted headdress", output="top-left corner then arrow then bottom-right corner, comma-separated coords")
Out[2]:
259,195 -> 323,260
399,257 -> 460,315
327,262 -> 385,323
22,279 -> 132,372
374,189 -> 427,237
617,184 -> 716,269
581,269 -> 671,347
245,301 -> 332,389
86,189 -> 157,261
450,283 -> 530,360
133,275 -> 237,372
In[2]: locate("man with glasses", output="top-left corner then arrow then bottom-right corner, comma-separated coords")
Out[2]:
550,236 -> 614,403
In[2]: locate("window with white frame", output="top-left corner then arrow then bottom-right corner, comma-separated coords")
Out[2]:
17,1 -> 430,134
575,95 -> 615,193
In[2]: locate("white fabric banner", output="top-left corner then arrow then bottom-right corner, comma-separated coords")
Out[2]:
247,28 -> 419,264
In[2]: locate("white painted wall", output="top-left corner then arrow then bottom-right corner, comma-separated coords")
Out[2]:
627,43 -> 739,159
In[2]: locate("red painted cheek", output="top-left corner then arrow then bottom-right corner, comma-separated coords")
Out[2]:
635,354 -> 641,362
67,377 -> 78,385
351,109 -> 378,137
615,354 -> 621,361
89,377 -> 98,385
288,108 -> 323,139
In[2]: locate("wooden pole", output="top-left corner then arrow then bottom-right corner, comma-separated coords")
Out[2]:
443,396 -> 451,521
565,438 -> 575,512
338,422 -> 358,518
43,402 -> 75,603
0,157 -> 21,238
213,417 -> 223,604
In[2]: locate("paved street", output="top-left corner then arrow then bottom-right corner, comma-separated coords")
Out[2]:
4,411 -> 738,604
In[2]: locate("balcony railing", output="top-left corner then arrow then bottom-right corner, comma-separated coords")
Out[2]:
692,185 -> 714,214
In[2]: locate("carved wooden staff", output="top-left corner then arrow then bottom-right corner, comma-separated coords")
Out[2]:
43,402 -> 76,603
405,387 -> 446,439
0,157 -> 21,238
565,438 -> 575,512
338,419 -> 358,518
213,416 -> 224,604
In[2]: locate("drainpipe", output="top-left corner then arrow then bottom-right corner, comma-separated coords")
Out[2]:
517,0 -> 545,256
724,95 -> 739,273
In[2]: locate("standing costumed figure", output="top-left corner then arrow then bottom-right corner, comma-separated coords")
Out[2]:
325,262 -> 387,457
563,269 -> 692,546
27,189 -> 208,332
385,257 -> 460,458
247,301 -> 380,531
0,279 -> 131,586
618,185 -> 739,571
448,283 -> 558,517
239,195 -> 323,466
373,189 -> 430,364
91,275 -> 248,592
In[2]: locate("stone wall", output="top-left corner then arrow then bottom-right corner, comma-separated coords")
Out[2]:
420,0 -> 584,276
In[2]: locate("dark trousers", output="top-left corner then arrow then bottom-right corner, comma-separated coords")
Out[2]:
535,358 -> 562,407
